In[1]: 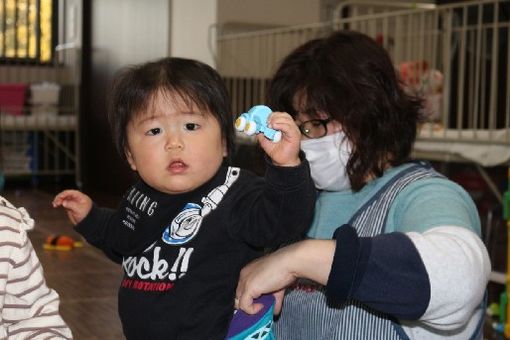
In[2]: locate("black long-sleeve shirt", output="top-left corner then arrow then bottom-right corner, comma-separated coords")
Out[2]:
76,159 -> 315,339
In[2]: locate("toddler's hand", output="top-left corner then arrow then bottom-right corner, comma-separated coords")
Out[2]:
258,112 -> 301,167
52,190 -> 93,225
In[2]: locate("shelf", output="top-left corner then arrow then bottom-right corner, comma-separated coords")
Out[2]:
0,114 -> 77,131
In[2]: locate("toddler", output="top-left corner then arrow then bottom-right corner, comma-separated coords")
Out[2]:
53,57 -> 315,339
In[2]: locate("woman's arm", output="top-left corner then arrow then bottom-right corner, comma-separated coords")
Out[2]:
327,224 -> 489,328
236,239 -> 335,314
404,226 -> 490,329
236,224 -> 490,332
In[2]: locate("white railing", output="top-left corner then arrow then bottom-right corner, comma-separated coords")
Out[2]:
217,0 -> 510,148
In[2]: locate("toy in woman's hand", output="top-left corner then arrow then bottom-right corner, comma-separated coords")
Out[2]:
235,105 -> 282,142
226,294 -> 275,340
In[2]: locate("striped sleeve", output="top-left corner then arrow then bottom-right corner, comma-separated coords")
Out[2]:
0,199 -> 72,339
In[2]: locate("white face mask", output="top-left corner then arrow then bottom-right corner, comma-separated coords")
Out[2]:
300,132 -> 352,191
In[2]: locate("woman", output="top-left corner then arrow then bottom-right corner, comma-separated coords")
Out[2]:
235,30 -> 490,339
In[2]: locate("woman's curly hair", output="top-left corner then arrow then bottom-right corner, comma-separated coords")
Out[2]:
268,30 -> 423,191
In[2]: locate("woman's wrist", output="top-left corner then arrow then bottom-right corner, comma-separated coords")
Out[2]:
289,239 -> 336,285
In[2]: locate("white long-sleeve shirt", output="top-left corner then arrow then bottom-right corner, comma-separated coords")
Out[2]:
0,196 -> 72,339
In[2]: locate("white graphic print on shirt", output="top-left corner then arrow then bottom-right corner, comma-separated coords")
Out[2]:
121,167 -> 240,292
162,167 -> 240,245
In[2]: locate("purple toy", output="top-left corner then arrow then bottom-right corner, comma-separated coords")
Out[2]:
235,105 -> 282,142
226,294 -> 275,340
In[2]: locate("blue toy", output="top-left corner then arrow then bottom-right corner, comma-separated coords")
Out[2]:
235,105 -> 282,142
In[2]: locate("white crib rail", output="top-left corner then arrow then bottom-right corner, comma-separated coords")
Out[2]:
217,0 -> 510,147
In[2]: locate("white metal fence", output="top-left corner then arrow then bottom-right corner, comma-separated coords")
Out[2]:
217,0 -> 510,148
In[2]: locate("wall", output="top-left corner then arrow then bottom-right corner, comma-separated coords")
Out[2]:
81,0 -> 171,193
170,0 -> 217,67
60,0 -> 83,47
91,1 -> 170,68
169,0 -> 318,68
218,0 -> 321,28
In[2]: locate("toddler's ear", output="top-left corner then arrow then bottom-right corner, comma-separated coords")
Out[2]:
125,149 -> 137,171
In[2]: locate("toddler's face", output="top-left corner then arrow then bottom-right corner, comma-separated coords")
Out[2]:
125,91 -> 227,194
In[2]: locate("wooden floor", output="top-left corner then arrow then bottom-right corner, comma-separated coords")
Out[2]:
2,188 -> 124,340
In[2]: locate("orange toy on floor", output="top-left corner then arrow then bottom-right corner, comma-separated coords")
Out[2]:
43,235 -> 83,251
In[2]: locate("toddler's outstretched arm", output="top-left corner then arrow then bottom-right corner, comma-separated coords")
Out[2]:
257,111 -> 302,167
52,190 -> 93,225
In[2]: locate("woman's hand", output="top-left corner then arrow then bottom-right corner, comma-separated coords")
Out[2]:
235,240 -> 337,315
236,245 -> 298,315
52,190 -> 93,225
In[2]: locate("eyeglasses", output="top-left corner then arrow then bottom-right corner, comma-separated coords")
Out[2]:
298,118 -> 332,139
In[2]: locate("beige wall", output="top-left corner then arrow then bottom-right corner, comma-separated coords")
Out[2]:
168,0 -> 321,68
171,0 -> 217,67
218,0 -> 321,29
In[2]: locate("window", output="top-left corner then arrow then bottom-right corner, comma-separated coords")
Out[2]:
0,0 -> 55,64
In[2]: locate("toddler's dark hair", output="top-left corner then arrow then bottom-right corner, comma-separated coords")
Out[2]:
108,57 -> 234,163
